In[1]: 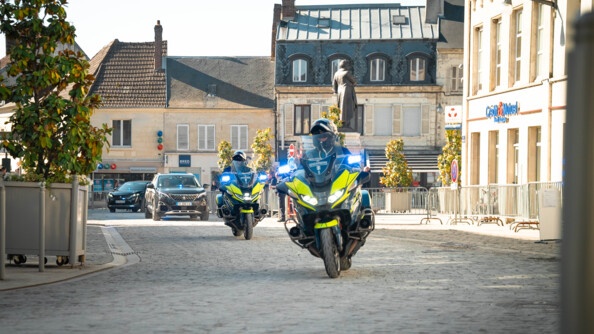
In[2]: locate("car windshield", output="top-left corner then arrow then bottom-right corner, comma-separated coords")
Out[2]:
119,182 -> 147,191
159,175 -> 200,188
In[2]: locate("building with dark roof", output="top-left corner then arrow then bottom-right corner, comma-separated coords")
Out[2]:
88,21 -> 275,185
272,0 -> 463,188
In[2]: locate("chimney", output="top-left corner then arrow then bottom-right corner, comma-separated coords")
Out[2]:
154,20 -> 163,71
281,0 -> 296,21
271,4 -> 281,58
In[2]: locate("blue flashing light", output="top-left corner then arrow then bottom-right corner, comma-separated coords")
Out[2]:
347,155 -> 362,165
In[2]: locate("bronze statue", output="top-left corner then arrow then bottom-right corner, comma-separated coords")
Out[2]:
332,60 -> 357,116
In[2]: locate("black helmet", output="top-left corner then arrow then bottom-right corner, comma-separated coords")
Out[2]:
310,118 -> 337,151
232,150 -> 247,162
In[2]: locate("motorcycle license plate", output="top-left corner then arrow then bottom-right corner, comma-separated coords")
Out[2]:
177,202 -> 192,206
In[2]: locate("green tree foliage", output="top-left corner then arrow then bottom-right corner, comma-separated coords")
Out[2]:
217,140 -> 233,171
250,127 -> 273,172
437,129 -> 462,185
380,138 -> 412,187
0,0 -> 110,182
321,105 -> 345,145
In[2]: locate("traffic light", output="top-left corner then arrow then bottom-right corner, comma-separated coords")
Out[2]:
157,130 -> 163,150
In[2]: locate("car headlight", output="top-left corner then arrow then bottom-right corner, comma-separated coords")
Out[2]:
107,193 -> 113,198
302,194 -> 318,206
328,189 -> 345,204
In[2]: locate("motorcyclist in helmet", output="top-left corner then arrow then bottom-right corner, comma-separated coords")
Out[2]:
306,118 -> 350,159
306,118 -> 371,173
224,150 -> 250,172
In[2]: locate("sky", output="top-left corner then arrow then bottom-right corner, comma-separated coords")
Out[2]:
0,0 -> 424,59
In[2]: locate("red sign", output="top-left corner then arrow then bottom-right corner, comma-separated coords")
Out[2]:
451,159 -> 458,183
288,144 -> 295,157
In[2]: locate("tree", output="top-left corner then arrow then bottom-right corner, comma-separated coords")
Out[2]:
321,105 -> 345,145
250,127 -> 273,172
437,129 -> 462,185
0,0 -> 110,183
217,140 -> 233,171
380,138 -> 412,187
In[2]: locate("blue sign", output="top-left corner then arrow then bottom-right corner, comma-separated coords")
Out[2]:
179,155 -> 191,167
486,101 -> 519,123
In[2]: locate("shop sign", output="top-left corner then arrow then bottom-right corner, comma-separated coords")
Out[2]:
486,101 -> 519,123
179,155 -> 191,167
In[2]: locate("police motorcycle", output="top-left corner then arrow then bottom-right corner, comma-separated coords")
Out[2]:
216,160 -> 269,240
276,142 -> 375,278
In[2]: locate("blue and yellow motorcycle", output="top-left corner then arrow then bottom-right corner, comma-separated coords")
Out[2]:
216,161 -> 268,240
276,152 -> 374,278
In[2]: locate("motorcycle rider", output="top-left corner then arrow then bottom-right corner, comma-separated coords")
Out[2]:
224,150 -> 249,172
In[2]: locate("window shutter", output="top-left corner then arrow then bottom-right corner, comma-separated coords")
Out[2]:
312,104 -> 321,121
207,125 -> 215,150
198,125 -> 206,150
177,124 -> 189,150
422,104 -> 430,134
285,104 -> 294,136
240,126 -> 248,150
364,105 -> 373,135
392,104 -> 402,136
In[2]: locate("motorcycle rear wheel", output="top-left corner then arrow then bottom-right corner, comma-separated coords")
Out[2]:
320,228 -> 340,278
243,213 -> 254,240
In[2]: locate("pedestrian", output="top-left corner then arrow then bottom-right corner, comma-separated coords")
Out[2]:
0,166 -> 7,181
274,171 -> 287,222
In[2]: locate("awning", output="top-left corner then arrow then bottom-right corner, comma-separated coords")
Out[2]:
368,150 -> 440,173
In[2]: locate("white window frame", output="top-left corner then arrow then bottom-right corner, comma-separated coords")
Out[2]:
292,59 -> 307,82
449,66 -> 462,92
177,124 -> 189,151
535,4 -> 545,79
370,58 -> 385,82
492,18 -> 502,89
331,58 -> 344,82
112,119 -> 131,147
474,25 -> 484,93
231,125 -> 248,150
409,57 -> 426,82
513,9 -> 523,83
198,124 -> 215,151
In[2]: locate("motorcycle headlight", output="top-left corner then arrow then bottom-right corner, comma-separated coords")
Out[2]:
243,192 -> 251,201
302,194 -> 318,206
328,189 -> 345,204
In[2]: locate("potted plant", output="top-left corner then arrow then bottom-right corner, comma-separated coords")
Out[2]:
380,138 -> 413,213
0,0 -> 110,266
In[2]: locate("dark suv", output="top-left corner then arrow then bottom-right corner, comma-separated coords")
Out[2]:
144,173 -> 209,221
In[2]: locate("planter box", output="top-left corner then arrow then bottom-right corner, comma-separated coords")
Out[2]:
384,191 -> 411,213
4,181 -> 87,264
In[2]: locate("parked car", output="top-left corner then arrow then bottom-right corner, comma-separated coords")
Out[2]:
144,173 -> 209,221
106,180 -> 151,212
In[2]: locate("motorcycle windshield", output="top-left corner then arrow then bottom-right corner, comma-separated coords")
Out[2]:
231,161 -> 255,188
301,155 -> 336,186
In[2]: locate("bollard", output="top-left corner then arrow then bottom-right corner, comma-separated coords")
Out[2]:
39,182 -> 45,272
562,12 -> 594,334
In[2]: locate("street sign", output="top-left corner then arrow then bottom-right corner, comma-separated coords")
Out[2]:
288,144 -> 295,157
451,159 -> 458,183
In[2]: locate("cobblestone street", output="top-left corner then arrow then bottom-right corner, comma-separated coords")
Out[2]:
0,211 -> 560,333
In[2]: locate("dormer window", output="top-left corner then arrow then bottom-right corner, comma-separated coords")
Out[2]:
318,18 -> 330,28
292,58 -> 307,82
392,15 -> 407,25
370,57 -> 386,82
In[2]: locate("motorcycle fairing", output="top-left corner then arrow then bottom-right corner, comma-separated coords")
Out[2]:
329,169 -> 360,209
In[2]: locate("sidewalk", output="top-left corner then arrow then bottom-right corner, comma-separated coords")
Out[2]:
0,210 -> 558,291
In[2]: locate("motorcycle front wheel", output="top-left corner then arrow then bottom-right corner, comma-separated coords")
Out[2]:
243,213 -> 254,240
320,228 -> 340,278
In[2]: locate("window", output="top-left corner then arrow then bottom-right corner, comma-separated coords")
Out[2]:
507,129 -> 519,184
491,18 -> 502,90
112,120 -> 131,147
231,125 -> 248,150
528,126 -> 541,182
511,9 -> 523,84
449,66 -> 463,92
294,105 -> 311,135
292,59 -> 307,82
488,130 -> 499,184
409,57 -> 426,82
374,105 -> 392,136
340,105 -> 364,134
471,132 -> 480,185
535,4 -> 545,79
402,105 -> 421,136
473,26 -> 483,93
198,124 -> 215,150
177,124 -> 189,151
330,58 -> 344,82
370,58 -> 385,82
